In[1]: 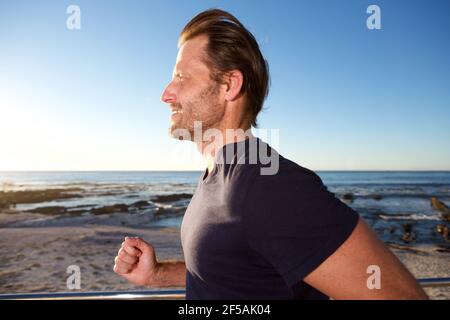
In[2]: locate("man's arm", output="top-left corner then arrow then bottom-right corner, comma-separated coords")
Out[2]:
114,237 -> 186,288
303,218 -> 428,299
149,260 -> 186,287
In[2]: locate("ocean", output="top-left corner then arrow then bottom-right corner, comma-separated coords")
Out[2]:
1,170 -> 450,248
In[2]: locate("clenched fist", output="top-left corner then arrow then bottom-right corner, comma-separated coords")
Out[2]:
113,236 -> 158,286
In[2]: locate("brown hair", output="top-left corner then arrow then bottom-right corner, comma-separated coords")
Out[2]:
179,9 -> 270,127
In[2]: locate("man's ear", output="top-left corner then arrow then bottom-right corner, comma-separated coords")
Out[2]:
224,70 -> 244,101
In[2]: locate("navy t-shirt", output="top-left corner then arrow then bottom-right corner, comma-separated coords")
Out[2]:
181,137 -> 359,299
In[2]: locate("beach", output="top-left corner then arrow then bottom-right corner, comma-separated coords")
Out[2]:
0,215 -> 183,294
0,210 -> 449,299
0,171 -> 449,299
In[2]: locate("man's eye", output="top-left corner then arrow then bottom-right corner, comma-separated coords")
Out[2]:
172,74 -> 186,83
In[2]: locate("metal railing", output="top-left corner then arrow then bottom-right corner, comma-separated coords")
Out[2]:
0,288 -> 186,300
417,277 -> 450,288
0,278 -> 449,300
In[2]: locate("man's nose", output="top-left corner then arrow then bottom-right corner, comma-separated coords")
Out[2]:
161,81 -> 176,104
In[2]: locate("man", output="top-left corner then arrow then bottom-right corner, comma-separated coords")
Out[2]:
114,9 -> 428,300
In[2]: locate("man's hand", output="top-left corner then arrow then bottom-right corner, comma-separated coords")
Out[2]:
113,236 -> 158,286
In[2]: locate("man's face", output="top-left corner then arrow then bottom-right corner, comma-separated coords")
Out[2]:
161,35 -> 225,140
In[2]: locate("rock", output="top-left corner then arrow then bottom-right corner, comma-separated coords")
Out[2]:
26,206 -> 67,215
152,193 -> 193,203
402,223 -> 416,243
372,194 -> 383,201
430,197 -> 450,221
130,200 -> 151,208
0,188 -> 83,208
154,207 -> 170,217
403,223 -> 413,233
436,246 -> 450,253
402,232 -> 416,243
436,224 -> 450,241
342,193 -> 354,202
66,210 -> 86,216
442,213 -> 450,222
91,204 -> 129,215
431,197 -> 450,212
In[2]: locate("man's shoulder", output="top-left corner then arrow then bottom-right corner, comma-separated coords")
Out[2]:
254,154 -> 325,190
228,152 -> 325,198
223,137 -> 325,192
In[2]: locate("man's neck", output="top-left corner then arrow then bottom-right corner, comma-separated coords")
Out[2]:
195,126 -> 253,174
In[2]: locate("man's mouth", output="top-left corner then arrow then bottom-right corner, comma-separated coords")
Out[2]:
171,109 -> 182,121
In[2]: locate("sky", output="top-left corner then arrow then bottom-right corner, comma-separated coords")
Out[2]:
0,0 -> 449,171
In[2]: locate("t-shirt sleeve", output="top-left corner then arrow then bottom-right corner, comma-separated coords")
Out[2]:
243,167 -> 359,288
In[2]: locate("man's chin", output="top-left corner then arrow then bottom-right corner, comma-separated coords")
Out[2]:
169,124 -> 193,141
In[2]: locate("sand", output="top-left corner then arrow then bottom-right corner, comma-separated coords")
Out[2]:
0,210 -> 449,299
0,224 -> 183,294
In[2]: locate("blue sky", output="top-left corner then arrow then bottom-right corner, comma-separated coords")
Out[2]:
0,0 -> 449,171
